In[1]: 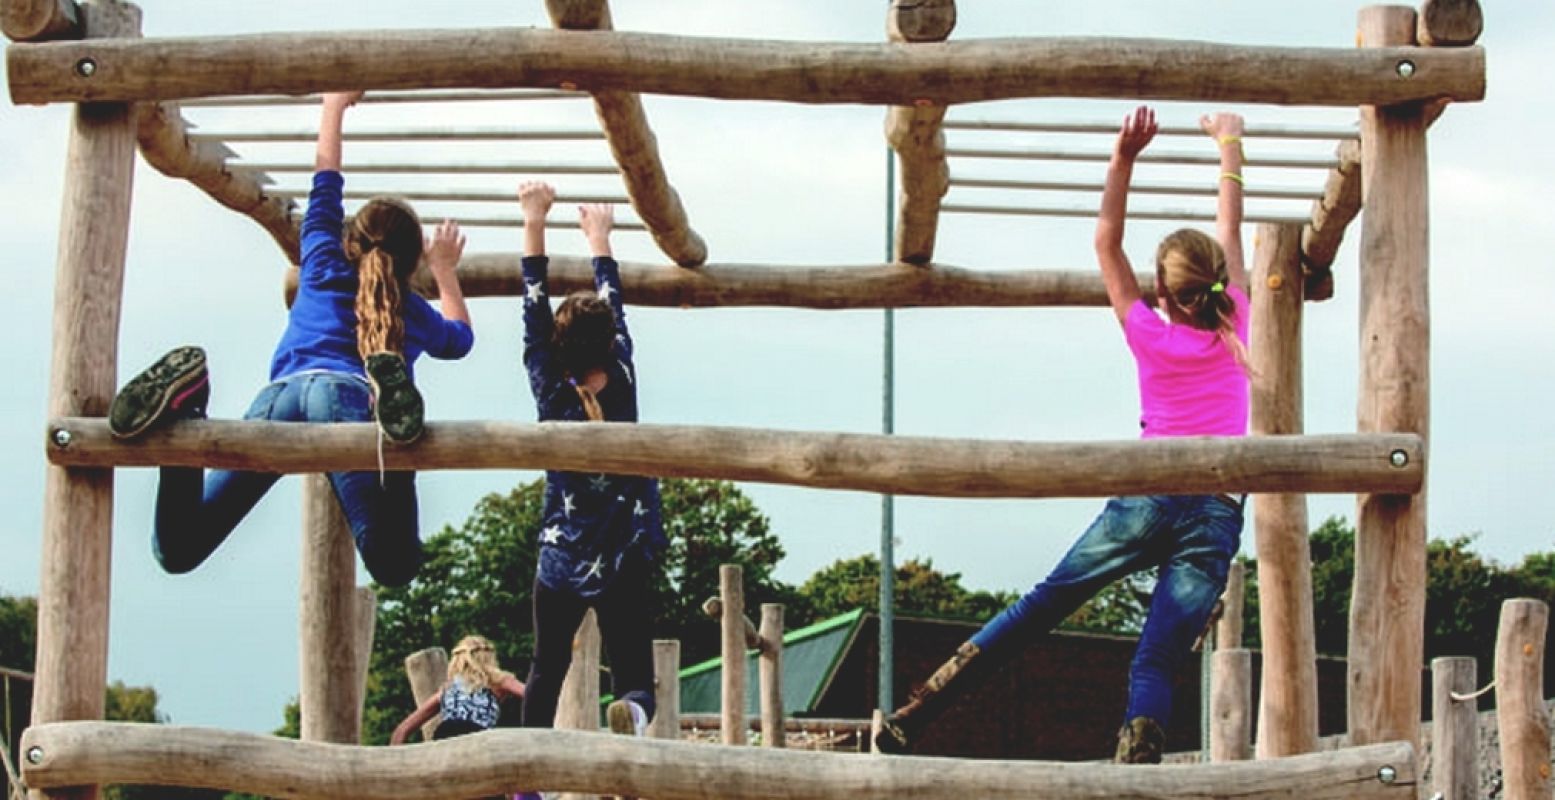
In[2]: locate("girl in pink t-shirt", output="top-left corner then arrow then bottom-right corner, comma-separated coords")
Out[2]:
877,107 -> 1250,764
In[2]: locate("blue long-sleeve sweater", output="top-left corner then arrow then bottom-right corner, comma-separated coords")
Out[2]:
522,255 -> 666,598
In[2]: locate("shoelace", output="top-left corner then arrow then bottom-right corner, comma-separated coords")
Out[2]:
376,423 -> 387,487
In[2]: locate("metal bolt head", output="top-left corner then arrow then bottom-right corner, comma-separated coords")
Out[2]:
74,58 -> 97,78
26,746 -> 43,765
52,428 -> 72,447
1396,60 -> 1416,78
1377,765 -> 1397,784
1389,449 -> 1409,468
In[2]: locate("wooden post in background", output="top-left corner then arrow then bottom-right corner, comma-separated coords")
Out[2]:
649,640 -> 680,740
404,647 -> 448,742
1249,221 -> 1318,757
720,565 -> 747,745
32,6 -> 139,800
556,610 -> 601,731
1348,4 -> 1431,755
885,0 -> 955,265
1495,599 -> 1550,800
1430,656 -> 1478,800
1416,0 -> 1483,47
299,475 -> 359,744
1215,561 -> 1245,649
1210,649 -> 1252,762
758,604 -> 784,748
351,585 -> 376,738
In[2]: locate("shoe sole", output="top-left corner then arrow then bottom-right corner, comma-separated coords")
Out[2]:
109,346 -> 207,439
873,720 -> 911,754
365,353 -> 424,444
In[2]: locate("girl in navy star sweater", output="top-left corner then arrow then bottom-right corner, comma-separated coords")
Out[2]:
515,181 -> 665,737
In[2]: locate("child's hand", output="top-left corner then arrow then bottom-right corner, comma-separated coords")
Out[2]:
322,91 -> 365,111
1200,112 -> 1245,144
578,204 -> 614,256
425,220 -> 465,278
1115,106 -> 1158,161
518,181 -> 556,223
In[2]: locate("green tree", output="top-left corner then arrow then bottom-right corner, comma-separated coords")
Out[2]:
0,593 -> 37,673
799,555 -> 1016,623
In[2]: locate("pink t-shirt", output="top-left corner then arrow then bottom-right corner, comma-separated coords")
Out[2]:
1123,286 -> 1250,439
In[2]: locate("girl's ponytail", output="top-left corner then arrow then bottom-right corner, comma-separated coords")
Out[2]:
1156,229 -> 1253,376
343,198 -> 422,361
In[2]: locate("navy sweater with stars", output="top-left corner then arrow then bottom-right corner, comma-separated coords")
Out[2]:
522,255 -> 666,599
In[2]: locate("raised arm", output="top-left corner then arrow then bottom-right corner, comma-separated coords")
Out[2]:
1094,106 -> 1158,325
1201,112 -> 1247,292
519,182 -> 563,400
389,692 -> 442,746
426,220 -> 471,327
314,91 -> 362,173
578,203 -> 633,357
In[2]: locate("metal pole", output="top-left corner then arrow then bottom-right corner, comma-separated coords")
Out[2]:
878,147 -> 897,714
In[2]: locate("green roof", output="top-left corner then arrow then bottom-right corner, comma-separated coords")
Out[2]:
677,608 -> 864,715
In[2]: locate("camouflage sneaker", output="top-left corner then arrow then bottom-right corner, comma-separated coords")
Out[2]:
607,698 -> 647,737
364,352 -> 423,444
1114,716 -> 1165,764
108,346 -> 209,439
873,716 -> 913,755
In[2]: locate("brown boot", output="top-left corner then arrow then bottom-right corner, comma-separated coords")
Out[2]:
874,641 -> 983,754
1113,716 -> 1165,764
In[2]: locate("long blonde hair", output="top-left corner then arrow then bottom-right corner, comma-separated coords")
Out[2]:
447,635 -> 511,694
343,198 -> 421,361
1155,228 -> 1252,374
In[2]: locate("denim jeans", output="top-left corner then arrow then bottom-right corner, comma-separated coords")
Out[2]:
153,371 -> 424,587
970,494 -> 1243,726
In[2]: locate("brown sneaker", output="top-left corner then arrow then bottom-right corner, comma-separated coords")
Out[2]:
1114,716 -> 1165,764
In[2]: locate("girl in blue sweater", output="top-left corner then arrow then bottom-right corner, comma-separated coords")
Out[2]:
108,91 -> 474,587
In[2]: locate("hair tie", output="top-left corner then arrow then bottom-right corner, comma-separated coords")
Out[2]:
1210,281 -> 1225,293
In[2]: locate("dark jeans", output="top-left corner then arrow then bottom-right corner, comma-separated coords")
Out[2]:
152,371 -> 424,587
970,494 -> 1243,725
522,563 -> 657,728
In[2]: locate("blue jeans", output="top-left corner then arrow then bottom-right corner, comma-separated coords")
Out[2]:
970,494 -> 1243,726
153,371 -> 424,587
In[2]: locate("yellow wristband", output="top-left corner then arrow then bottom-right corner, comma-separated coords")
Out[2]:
1218,135 -> 1242,147
1221,172 -> 1244,185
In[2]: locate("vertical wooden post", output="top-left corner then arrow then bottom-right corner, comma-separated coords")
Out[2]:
404,647 -> 448,742
1210,649 -> 1252,762
1215,561 -> 1246,650
758,604 -> 784,748
1495,599 -> 1551,800
351,585 -> 376,738
32,6 -> 138,800
648,640 -> 680,740
299,474 -> 359,743
1349,4 -> 1430,754
885,0 -> 955,265
556,609 -> 601,731
1430,656 -> 1478,800
719,565 -> 747,745
1249,221 -> 1319,757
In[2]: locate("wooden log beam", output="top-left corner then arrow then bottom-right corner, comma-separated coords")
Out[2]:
19,722 -> 1420,800
1299,139 -> 1361,302
546,0 -> 706,267
1430,656 -> 1477,800
292,255 -> 1161,309
1,0 -> 77,43
1417,0 -> 1482,47
6,30 -> 1487,108
136,101 -> 300,263
44,418 -> 1426,499
1249,223 -> 1319,758
31,7 -> 136,800
1495,599 -> 1551,800
1348,4 -> 1430,755
885,0 -> 954,265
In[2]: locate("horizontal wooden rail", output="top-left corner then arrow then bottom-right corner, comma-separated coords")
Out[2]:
20,723 -> 1416,800
943,203 -> 1308,225
179,89 -> 583,107
289,255 -> 1157,308
230,161 -> 619,175
0,665 -> 32,681
679,714 -> 870,734
946,119 -> 1357,140
7,29 -> 1485,107
948,146 -> 1340,170
268,188 -> 629,205
44,418 -> 1423,498
950,176 -> 1321,201
188,128 -> 606,143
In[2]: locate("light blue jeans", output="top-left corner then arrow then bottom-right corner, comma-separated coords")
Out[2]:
971,494 -> 1243,725
152,371 -> 424,587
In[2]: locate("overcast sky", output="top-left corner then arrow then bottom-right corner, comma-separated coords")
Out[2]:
2,1 -> 1550,734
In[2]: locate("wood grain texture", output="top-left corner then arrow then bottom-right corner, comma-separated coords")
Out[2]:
1249,223 -> 1319,759
135,101 -> 300,263
7,30 -> 1486,107
1300,139 -> 1361,301
649,640 -> 680,740
1349,4 -> 1431,756
20,722 -> 1420,800
720,565 -> 747,746
299,475 -> 361,744
1214,561 -> 1244,649
404,648 -> 448,742
1210,649 -> 1252,762
45,418 -> 1426,498
758,604 -> 784,749
1417,0 -> 1482,47
1,0 -> 76,43
1429,656 -> 1477,800
1495,600 -> 1550,800
885,0 -> 953,265
556,610 -> 600,732
545,0 -> 706,266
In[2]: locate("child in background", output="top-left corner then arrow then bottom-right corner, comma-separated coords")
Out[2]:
514,182 -> 665,739
391,635 -> 526,743
108,90 -> 473,587
876,107 -> 1251,764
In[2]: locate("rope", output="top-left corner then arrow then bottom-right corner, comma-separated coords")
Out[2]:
1450,680 -> 1495,702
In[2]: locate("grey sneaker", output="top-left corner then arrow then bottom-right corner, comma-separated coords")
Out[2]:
364,352 -> 423,444
108,346 -> 209,439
